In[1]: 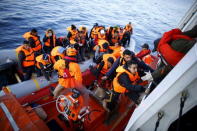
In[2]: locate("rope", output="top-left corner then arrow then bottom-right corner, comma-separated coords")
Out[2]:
31,99 -> 56,110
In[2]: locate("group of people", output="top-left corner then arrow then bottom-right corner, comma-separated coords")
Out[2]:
16,21 -> 196,110
16,22 -> 134,81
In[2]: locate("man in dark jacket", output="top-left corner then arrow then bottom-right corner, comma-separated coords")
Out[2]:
28,29 -> 42,56
107,60 -> 146,111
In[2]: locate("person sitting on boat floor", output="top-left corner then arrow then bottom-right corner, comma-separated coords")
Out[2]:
43,29 -> 57,54
109,42 -> 125,59
107,60 -> 146,111
50,46 -> 66,63
53,47 -> 82,98
141,25 -> 197,85
93,39 -> 110,62
23,28 -> 42,56
69,40 -> 84,63
136,43 -> 154,65
16,40 -> 35,81
101,49 -> 154,81
90,53 -> 116,79
35,53 -> 53,82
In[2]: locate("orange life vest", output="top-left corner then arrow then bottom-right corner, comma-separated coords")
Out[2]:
100,54 -> 116,74
119,57 -> 126,66
142,54 -> 154,65
90,26 -> 104,39
97,32 -> 106,40
23,32 -> 42,52
113,66 -> 140,93
93,40 -> 109,52
109,46 -> 123,58
16,45 -> 35,67
157,29 -> 192,67
67,27 -> 78,41
53,59 -> 82,88
36,54 -> 52,69
44,34 -> 56,47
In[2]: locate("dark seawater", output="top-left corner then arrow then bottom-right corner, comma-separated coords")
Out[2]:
0,0 -> 194,51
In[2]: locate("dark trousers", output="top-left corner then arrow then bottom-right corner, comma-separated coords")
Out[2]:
125,91 -> 140,104
23,66 -> 34,81
43,46 -> 53,54
79,46 -> 85,61
35,67 -> 51,81
42,70 -> 51,81
107,90 -> 140,111
107,91 -> 120,111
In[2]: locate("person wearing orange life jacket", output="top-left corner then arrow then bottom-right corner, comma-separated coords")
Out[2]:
91,53 -> 116,77
106,26 -> 113,41
109,42 -> 125,58
110,28 -> 120,45
89,23 -> 104,40
51,46 -> 66,63
124,22 -> 133,34
35,53 -> 53,81
67,25 -> 79,41
23,29 -> 42,56
90,23 -> 105,44
118,27 -> 124,41
141,26 -> 197,84
89,23 -> 99,40
43,29 -> 56,54
69,40 -> 84,62
93,40 -> 110,61
106,61 -> 146,111
101,49 -> 154,81
78,26 -> 89,61
136,43 -> 154,65
123,22 -> 133,47
16,40 -> 35,81
53,47 -> 82,98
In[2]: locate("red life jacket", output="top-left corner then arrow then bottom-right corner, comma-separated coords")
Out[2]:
157,29 -> 192,67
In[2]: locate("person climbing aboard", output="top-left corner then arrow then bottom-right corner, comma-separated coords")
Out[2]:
16,40 -> 35,81
136,43 -> 155,65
